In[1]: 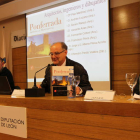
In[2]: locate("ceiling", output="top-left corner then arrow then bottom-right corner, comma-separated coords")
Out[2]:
0,0 -> 14,6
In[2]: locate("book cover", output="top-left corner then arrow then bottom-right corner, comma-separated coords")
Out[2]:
50,66 -> 74,96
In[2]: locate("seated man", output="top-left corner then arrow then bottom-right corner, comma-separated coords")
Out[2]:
0,57 -> 15,92
38,42 -> 93,95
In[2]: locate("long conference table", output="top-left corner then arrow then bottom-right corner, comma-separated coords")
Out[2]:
0,94 -> 140,140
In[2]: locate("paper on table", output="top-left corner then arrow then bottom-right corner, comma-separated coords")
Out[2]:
84,90 -> 115,101
134,94 -> 140,99
11,89 -> 25,98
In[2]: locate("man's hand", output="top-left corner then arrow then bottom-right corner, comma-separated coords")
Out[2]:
37,85 -> 42,88
76,86 -> 81,95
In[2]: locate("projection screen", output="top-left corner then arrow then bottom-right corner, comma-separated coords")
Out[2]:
26,0 -> 110,90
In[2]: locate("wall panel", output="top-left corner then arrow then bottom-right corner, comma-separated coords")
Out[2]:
111,28 -> 140,56
14,82 -> 27,89
112,81 -> 131,95
13,65 -> 27,83
111,2 -> 140,95
12,46 -> 27,89
111,2 -> 139,31
12,47 -> 26,65
111,54 -> 140,81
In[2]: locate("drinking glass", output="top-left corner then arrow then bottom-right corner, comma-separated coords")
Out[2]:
74,76 -> 80,87
67,75 -> 76,98
74,76 -> 82,96
126,73 -> 138,101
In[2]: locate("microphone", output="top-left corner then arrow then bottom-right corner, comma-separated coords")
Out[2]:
25,64 -> 51,97
32,64 -> 50,89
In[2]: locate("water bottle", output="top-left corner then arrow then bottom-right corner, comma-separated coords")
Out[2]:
67,68 -> 76,98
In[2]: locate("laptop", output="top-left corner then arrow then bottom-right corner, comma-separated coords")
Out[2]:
0,76 -> 12,95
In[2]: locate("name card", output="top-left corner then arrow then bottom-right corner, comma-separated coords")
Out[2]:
11,89 -> 25,98
134,94 -> 140,100
84,90 -> 115,101
0,105 -> 27,138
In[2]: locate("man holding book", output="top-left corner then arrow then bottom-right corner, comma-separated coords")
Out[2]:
38,42 -> 93,95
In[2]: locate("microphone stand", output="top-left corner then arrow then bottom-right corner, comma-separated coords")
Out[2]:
32,64 -> 50,89
25,64 -> 50,97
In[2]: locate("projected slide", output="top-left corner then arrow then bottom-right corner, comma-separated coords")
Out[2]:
26,0 -> 110,90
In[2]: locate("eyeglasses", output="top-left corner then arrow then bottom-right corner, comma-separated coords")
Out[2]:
49,50 -> 65,56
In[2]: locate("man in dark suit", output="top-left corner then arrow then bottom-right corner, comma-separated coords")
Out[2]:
38,42 -> 93,95
0,57 -> 15,92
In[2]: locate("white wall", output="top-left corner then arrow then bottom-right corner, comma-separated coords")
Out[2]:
0,0 -> 66,21
0,15 -> 25,72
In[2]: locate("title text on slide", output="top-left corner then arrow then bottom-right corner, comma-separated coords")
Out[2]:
44,0 -> 106,17
29,0 -> 106,32
30,18 -> 61,31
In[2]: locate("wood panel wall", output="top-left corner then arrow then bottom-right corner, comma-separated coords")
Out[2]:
12,2 -> 140,94
111,2 -> 140,95
12,46 -> 27,89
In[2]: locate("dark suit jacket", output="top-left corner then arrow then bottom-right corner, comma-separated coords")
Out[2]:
0,67 -> 15,92
41,57 -> 93,95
